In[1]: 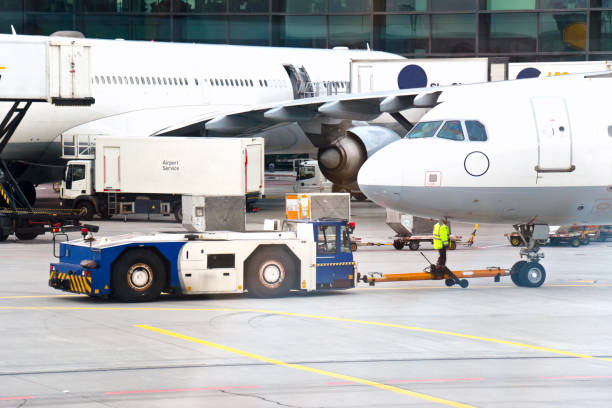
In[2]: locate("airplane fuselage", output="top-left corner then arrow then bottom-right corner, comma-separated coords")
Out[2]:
358,75 -> 612,225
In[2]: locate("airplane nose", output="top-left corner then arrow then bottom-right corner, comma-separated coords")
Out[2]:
357,140 -> 404,200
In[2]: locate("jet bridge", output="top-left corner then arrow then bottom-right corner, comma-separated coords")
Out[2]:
0,36 -> 94,105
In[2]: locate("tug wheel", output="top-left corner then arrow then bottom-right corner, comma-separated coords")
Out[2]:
510,260 -> 527,287
579,235 -> 590,245
111,249 -> 166,302
245,247 -> 295,298
393,240 -> 405,250
518,262 -> 546,288
570,237 -> 581,247
444,278 -> 454,287
459,279 -> 469,288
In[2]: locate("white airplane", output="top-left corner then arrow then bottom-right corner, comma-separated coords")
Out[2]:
0,32 -> 406,203
357,73 -> 612,287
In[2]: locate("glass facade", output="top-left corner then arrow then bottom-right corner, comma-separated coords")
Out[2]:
2,0 -> 612,60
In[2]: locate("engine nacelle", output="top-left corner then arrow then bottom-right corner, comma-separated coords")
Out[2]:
317,126 -> 401,187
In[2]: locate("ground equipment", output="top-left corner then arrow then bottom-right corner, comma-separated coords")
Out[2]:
49,218 -> 356,301
506,226 -> 587,247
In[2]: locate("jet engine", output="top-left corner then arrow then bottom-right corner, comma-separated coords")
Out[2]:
317,126 -> 401,188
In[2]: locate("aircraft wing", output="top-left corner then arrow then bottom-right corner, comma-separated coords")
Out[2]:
151,86 -> 446,137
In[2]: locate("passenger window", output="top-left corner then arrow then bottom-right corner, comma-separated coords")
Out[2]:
146,77 -> 150,85
195,78 -> 198,85
157,77 -> 162,84
239,79 -> 244,86
72,165 -> 86,182
135,77 -> 140,84
112,76 -> 117,84
95,76 -> 99,84
407,121 -> 443,139
207,254 -> 235,269
229,79 -> 234,86
259,79 -> 263,86
101,76 -> 106,84
264,80 -> 268,87
185,78 -> 189,85
341,225 -> 351,253
466,121 -> 488,141
106,76 -> 111,83
129,77 -> 134,84
224,79 -> 229,86
118,76 -> 123,84
249,79 -> 253,86
317,225 -> 338,254
437,120 -> 465,141
179,78 -> 183,85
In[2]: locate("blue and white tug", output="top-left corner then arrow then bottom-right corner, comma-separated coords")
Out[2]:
49,219 -> 356,301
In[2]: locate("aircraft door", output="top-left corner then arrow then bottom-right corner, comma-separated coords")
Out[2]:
531,97 -> 574,172
283,65 -> 312,99
103,146 -> 121,190
245,143 -> 263,193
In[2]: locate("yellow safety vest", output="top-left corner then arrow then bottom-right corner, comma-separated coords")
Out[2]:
433,223 -> 450,249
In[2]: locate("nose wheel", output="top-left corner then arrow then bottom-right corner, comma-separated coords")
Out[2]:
509,224 -> 548,288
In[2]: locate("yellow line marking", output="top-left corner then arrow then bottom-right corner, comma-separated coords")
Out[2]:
0,67 -> 5,70
0,306 -> 609,362
136,324 -> 474,408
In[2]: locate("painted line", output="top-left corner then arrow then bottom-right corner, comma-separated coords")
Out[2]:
327,378 -> 483,386
105,385 -> 258,395
136,324 -> 475,408
1,306 -> 610,363
542,375 -> 612,380
0,294 -> 85,299
353,283 -> 612,291
0,396 -> 33,400
0,67 -> 5,70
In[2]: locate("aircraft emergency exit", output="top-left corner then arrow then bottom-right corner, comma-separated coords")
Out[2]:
357,73 -> 612,287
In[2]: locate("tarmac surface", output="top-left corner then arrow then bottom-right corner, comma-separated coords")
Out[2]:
1,188 -> 611,407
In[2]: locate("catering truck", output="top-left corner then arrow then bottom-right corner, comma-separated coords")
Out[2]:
59,136 -> 264,221
49,218 -> 356,301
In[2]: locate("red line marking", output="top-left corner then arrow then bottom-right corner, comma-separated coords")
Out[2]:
105,385 -> 258,395
0,396 -> 34,400
542,375 -> 612,380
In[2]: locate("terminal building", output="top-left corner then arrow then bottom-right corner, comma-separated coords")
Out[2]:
1,1 -> 611,62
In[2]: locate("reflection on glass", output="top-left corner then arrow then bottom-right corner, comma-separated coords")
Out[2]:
373,0 -> 426,11
24,14 -> 74,35
486,0 -> 535,9
590,11 -> 612,51
0,0 -> 22,11
329,0 -> 371,12
0,13 -> 22,33
25,0 -> 73,11
466,121 -> 488,141
229,16 -> 269,45
131,0 -> 170,12
539,0 -> 587,9
341,225 -> 351,253
329,15 -> 371,49
174,16 -> 226,43
173,0 -> 226,12
272,16 -> 326,48
591,0 -> 612,7
374,14 -> 428,54
432,14 -> 476,53
132,16 -> 171,40
77,15 -> 130,39
317,225 -> 338,254
431,0 -> 475,10
272,0 -> 326,12
480,13 -> 536,53
229,0 -> 268,12
437,121 -> 465,141
539,12 -> 587,51
407,121 -> 443,138
77,0 -> 129,12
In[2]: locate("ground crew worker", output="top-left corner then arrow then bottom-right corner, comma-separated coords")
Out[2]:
433,218 -> 450,267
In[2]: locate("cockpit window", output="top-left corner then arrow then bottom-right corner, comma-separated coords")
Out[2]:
437,120 -> 465,141
466,121 -> 488,141
406,121 -> 443,139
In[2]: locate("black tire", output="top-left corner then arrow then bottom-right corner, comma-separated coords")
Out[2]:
99,209 -> 113,220
174,205 -> 183,223
245,247 -> 295,298
570,237 -> 581,247
518,262 -> 546,288
449,241 -> 457,250
459,279 -> 469,288
15,232 -> 38,240
393,240 -> 405,250
75,201 -> 95,221
408,240 -> 419,251
111,249 -> 167,302
510,260 -> 527,287
445,278 -> 454,287
579,235 -> 590,245
510,236 -> 522,247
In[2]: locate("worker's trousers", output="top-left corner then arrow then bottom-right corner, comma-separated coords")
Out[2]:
437,247 -> 447,267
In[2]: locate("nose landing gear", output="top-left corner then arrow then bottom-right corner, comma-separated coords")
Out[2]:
509,224 -> 548,287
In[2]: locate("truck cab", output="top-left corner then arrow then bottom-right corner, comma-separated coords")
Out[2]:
295,160 -> 331,193
62,160 -> 92,200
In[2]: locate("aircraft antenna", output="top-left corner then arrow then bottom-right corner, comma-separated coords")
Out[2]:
10,25 -> 16,35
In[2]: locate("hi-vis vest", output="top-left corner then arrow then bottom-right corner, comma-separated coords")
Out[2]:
433,223 -> 450,249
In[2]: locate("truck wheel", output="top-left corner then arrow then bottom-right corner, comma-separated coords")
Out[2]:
579,235 -> 590,245
111,250 -> 166,302
174,205 -> 182,223
518,262 -> 546,288
75,201 -> 95,221
393,240 -> 405,250
570,237 -> 581,247
245,247 -> 295,298
510,236 -> 521,247
15,232 -> 38,240
408,241 -> 419,251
